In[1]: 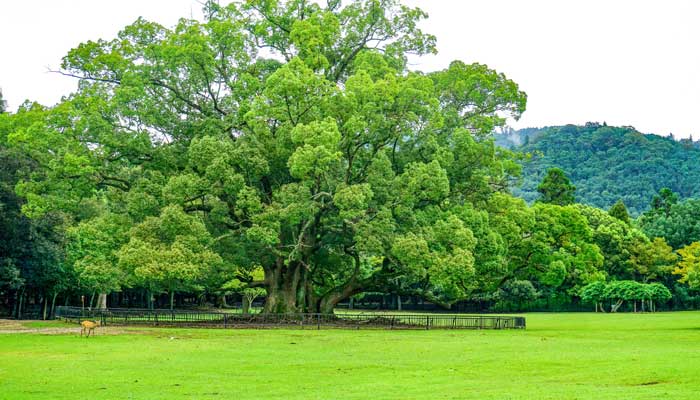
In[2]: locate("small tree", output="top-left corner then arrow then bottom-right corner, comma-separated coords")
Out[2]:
603,281 -> 640,312
647,282 -> 672,312
579,281 -> 607,312
536,168 -> 576,205
674,242 -> 700,288
608,199 -> 630,225
241,288 -> 266,315
118,205 -> 222,310
496,279 -> 539,311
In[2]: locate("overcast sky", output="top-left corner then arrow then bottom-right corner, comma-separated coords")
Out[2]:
2,0 -> 699,137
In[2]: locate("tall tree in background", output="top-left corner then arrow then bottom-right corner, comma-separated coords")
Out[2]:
536,168 -> 576,205
608,199 -> 630,225
8,0 -> 527,313
650,188 -> 678,216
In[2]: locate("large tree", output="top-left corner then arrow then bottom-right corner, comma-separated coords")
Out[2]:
10,0 -> 527,313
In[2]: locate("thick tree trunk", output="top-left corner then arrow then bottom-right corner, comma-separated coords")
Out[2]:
263,259 -> 307,314
397,295 -> 402,311
169,291 -> 175,310
88,292 -> 96,311
97,293 -> 108,310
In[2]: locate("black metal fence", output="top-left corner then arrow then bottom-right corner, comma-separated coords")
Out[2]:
55,306 -> 525,330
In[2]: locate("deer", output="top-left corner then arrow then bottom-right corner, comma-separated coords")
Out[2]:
80,320 -> 101,337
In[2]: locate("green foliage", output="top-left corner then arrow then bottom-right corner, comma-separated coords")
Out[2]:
674,242 -> 700,288
608,199 -> 630,225
637,192 -> 700,249
118,205 -> 223,297
499,124 -> 700,215
536,168 -> 575,205
5,0 -> 530,313
579,281 -> 606,305
0,107 -> 71,307
66,213 -> 129,294
1,2 -> 694,314
496,279 -> 539,310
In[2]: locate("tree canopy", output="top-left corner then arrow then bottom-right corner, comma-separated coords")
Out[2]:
498,124 -> 700,215
7,0 -> 529,313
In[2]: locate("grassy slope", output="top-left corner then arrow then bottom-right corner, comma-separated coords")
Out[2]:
1,312 -> 699,399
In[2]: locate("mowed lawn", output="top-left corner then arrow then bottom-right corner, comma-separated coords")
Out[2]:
1,312 -> 700,399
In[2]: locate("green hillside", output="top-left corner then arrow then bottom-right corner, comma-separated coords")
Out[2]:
498,123 -> 700,215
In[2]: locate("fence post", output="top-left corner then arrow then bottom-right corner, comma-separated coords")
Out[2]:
426,315 -> 430,330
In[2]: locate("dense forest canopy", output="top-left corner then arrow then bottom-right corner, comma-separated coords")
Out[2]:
497,123 -> 700,215
1,1 -> 699,317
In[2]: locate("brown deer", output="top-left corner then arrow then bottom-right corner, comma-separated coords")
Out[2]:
80,320 -> 101,337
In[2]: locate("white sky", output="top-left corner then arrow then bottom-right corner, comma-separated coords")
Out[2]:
1,0 -> 699,137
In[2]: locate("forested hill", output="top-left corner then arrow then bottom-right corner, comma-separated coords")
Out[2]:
496,123 -> 700,215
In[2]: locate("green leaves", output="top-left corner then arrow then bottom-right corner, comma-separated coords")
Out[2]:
118,205 -> 222,292
288,119 -> 342,179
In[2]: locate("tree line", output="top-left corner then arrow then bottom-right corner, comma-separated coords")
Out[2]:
497,123 -> 700,215
1,0 -> 698,318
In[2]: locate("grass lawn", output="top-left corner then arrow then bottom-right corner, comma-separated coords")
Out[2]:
1,312 -> 699,399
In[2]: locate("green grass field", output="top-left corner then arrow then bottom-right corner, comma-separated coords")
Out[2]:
1,312 -> 699,399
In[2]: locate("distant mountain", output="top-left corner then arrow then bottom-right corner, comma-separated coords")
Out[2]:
497,123 -> 700,215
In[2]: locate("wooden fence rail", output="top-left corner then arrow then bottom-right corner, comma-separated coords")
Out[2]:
55,306 -> 525,330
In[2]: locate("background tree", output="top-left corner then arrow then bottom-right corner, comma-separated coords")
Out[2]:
579,281 -> 607,312
118,206 -> 222,310
674,242 -> 700,289
0,102 -> 71,318
66,213 -> 130,309
500,125 -> 700,214
536,168 -> 576,205
637,197 -> 700,249
608,199 -> 630,224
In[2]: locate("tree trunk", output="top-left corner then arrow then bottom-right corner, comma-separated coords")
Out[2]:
97,293 -> 108,310
147,289 -> 153,310
634,301 -> 637,313
349,297 -> 354,310
242,295 -> 250,315
169,290 -> 175,310
42,294 -> 48,320
88,292 -> 96,311
16,289 -> 24,319
610,299 -> 623,313
397,295 -> 402,311
220,294 -> 228,308
50,292 -> 58,319
262,259 -> 307,314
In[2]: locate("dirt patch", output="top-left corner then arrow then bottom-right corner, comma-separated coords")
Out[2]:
0,319 -> 134,335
